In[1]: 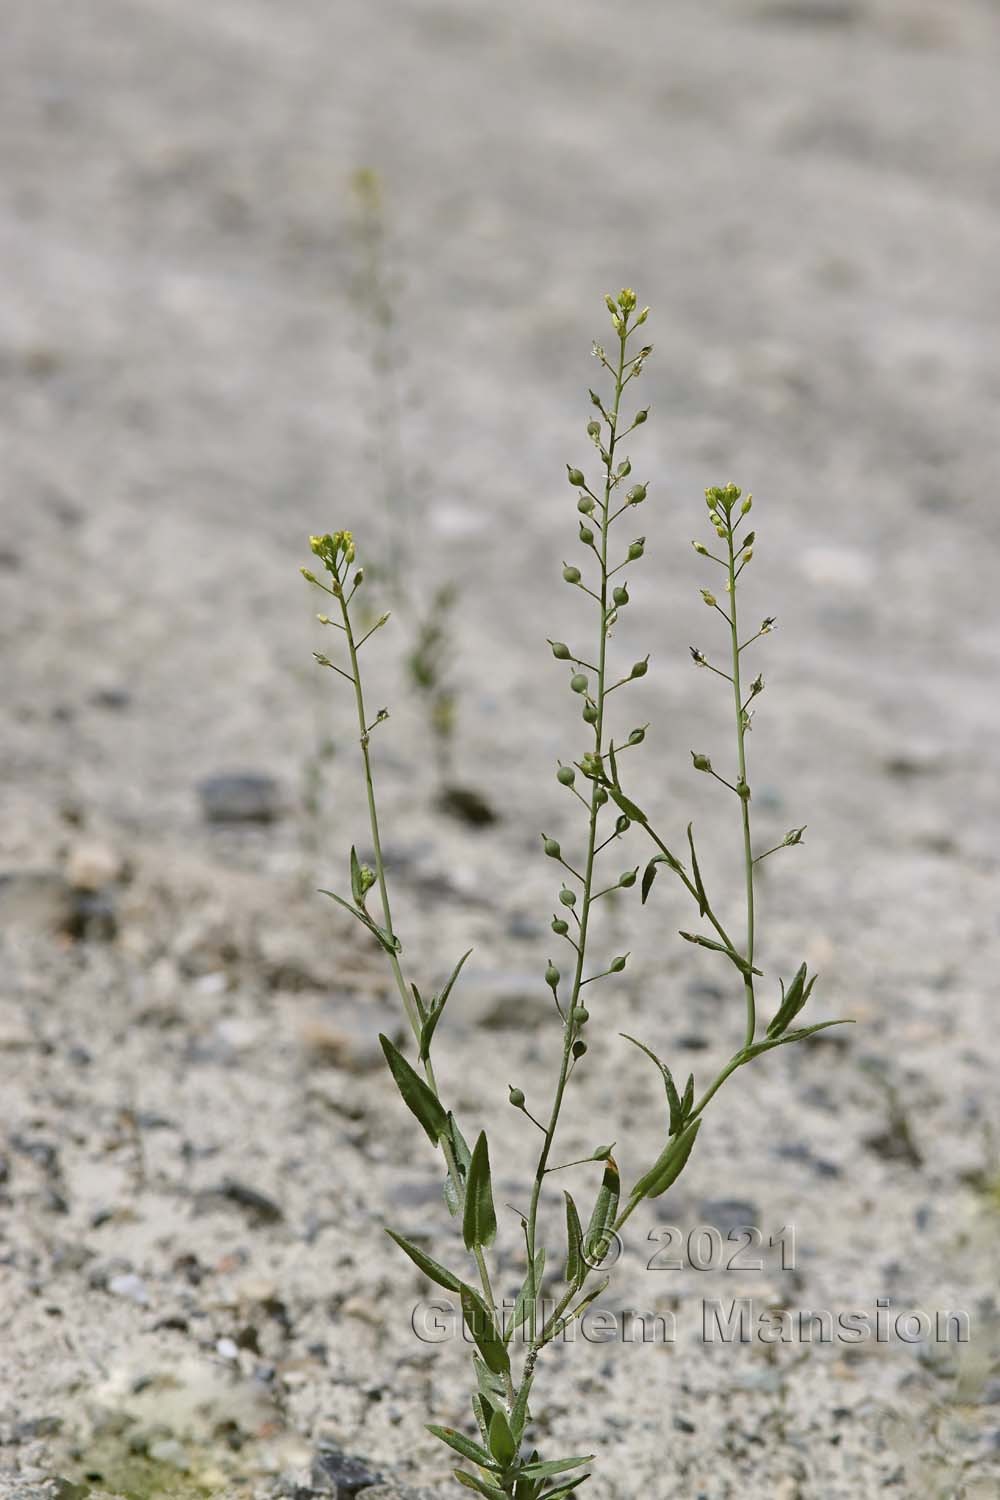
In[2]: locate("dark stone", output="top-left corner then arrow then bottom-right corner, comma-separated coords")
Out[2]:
14,1415 -> 63,1440
197,1178 -> 284,1224
90,686 -> 131,711
673,1415 -> 696,1433
310,1442 -> 382,1496
197,772 -> 283,824
66,890 -> 117,942
697,1198 -> 760,1230
435,784 -> 498,827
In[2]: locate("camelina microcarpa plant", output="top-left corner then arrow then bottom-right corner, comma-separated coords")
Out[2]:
300,291 -> 850,1497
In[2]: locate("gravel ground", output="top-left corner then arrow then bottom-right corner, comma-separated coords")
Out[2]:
2,2 -> 1000,1497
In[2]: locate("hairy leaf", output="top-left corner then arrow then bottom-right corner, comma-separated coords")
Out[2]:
463,1132 -> 498,1250
443,1113 -> 473,1215
563,1192 -> 584,1286
427,1425 -> 496,1468
453,1470 -> 508,1499
520,1454 -> 594,1479
621,1033 -> 683,1136
462,1289 -> 510,1376
420,948 -> 473,1060
319,890 -> 401,954
629,1118 -> 701,1203
379,1035 -> 448,1144
584,1162 -> 620,1265
509,1249 -> 545,1341
385,1228 -> 464,1294
488,1408 -> 517,1467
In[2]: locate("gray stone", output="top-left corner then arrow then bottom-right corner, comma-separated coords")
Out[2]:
197,772 -> 283,824
310,1443 -> 382,1496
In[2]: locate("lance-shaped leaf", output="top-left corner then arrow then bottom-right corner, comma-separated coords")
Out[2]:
686,823 -> 708,916
514,1477 -> 542,1500
444,1113 -> 473,1215
472,1391 -> 494,1446
745,1018 -> 853,1061
463,1132 -> 498,1250
420,948 -> 473,1060
584,1162 -> 620,1265
629,1117 -> 701,1204
461,1288 -> 510,1376
607,783 -> 648,826
678,929 -> 762,978
473,1354 -> 506,1401
621,1033 -> 684,1136
488,1408 -> 517,1467
563,1192 -> 584,1286
681,1072 -> 695,1121
508,1249 -> 545,1340
384,1228 -> 464,1294
379,1035 -> 448,1145
349,845 -> 364,906
520,1453 -> 594,1480
537,1476 -> 591,1500
427,1425 -> 497,1469
510,1371 -> 535,1445
453,1470 -> 508,1499
766,962 -> 816,1039
319,890 -> 402,954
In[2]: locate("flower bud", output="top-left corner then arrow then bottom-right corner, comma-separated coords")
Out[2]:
559,886 -> 576,907
692,540 -> 708,556
582,702 -> 598,724
572,1006 -> 589,1025
549,640 -> 571,660
618,288 -> 637,312
636,307 -> 649,325
557,765 -> 576,786
630,658 -> 648,679
570,673 -> 588,694
545,962 -> 560,991
587,420 -> 601,439
691,752 -> 712,773
543,837 -> 561,858
619,868 -> 637,888
301,567 -> 319,584
701,590 -> 717,608
567,466 -> 586,487
626,484 -> 647,505
552,917 -> 569,935
508,1086 -> 526,1108
742,548 -> 753,563
563,565 -> 582,585
627,537 -> 645,560
741,494 -> 753,514
610,954 -> 628,973
605,294 -> 617,314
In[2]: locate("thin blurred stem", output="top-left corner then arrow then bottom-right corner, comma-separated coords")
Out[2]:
726,524 -> 756,1048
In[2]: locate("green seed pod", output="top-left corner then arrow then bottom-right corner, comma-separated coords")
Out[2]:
615,813 -> 630,834
610,954 -> 628,973
619,868 -> 637,889
737,779 -> 751,801
559,886 -> 576,907
563,565 -> 582,585
549,640 -> 571,660
743,532 -> 756,548
613,585 -> 629,608
630,658 -> 648,679
579,522 -> 595,544
508,1086 -> 526,1108
570,673 -> 588,694
586,420 -> 601,439
572,1039 -> 587,1059
567,466 -> 586,487
691,751 -> 712,773
551,916 -> 569,935
543,837 -> 561,858
628,726 -> 645,745
626,483 -> 647,505
594,786 -> 608,806
627,537 -> 645,560
572,1007 -> 589,1025
557,765 -> 576,786
545,962 -> 560,990
582,702 -> 598,724
634,407 -> 648,424
577,495 -> 595,515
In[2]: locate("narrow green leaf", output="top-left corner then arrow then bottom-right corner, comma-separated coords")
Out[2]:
463,1132 -> 498,1250
472,1391 -> 494,1445
686,823 -> 708,916
453,1470 -> 508,1499
444,1113 -> 472,1215
681,1073 -> 695,1121
379,1035 -> 448,1145
641,856 -> 661,904
488,1409 -> 517,1467
514,1478 -> 541,1500
520,1454 -> 594,1479
745,1018 -> 853,1061
411,982 -> 428,1023
563,1192 -> 583,1286
766,963 -> 817,1038
629,1117 -> 701,1203
621,1033 -> 683,1136
462,1288 -> 510,1376
677,930 -> 762,978
584,1162 -> 620,1265
510,1371 -> 535,1445
420,948 -> 473,1060
384,1228 -> 464,1294
537,1476 -> 591,1500
320,890 -> 403,954
566,1275 -> 609,1324
508,1249 -> 545,1341
349,845 -> 364,906
426,1425 -> 496,1468
607,783 -> 647,825
473,1357 -> 505,1401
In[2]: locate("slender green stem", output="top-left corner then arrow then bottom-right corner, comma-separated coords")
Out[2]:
726,525 -> 756,1049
